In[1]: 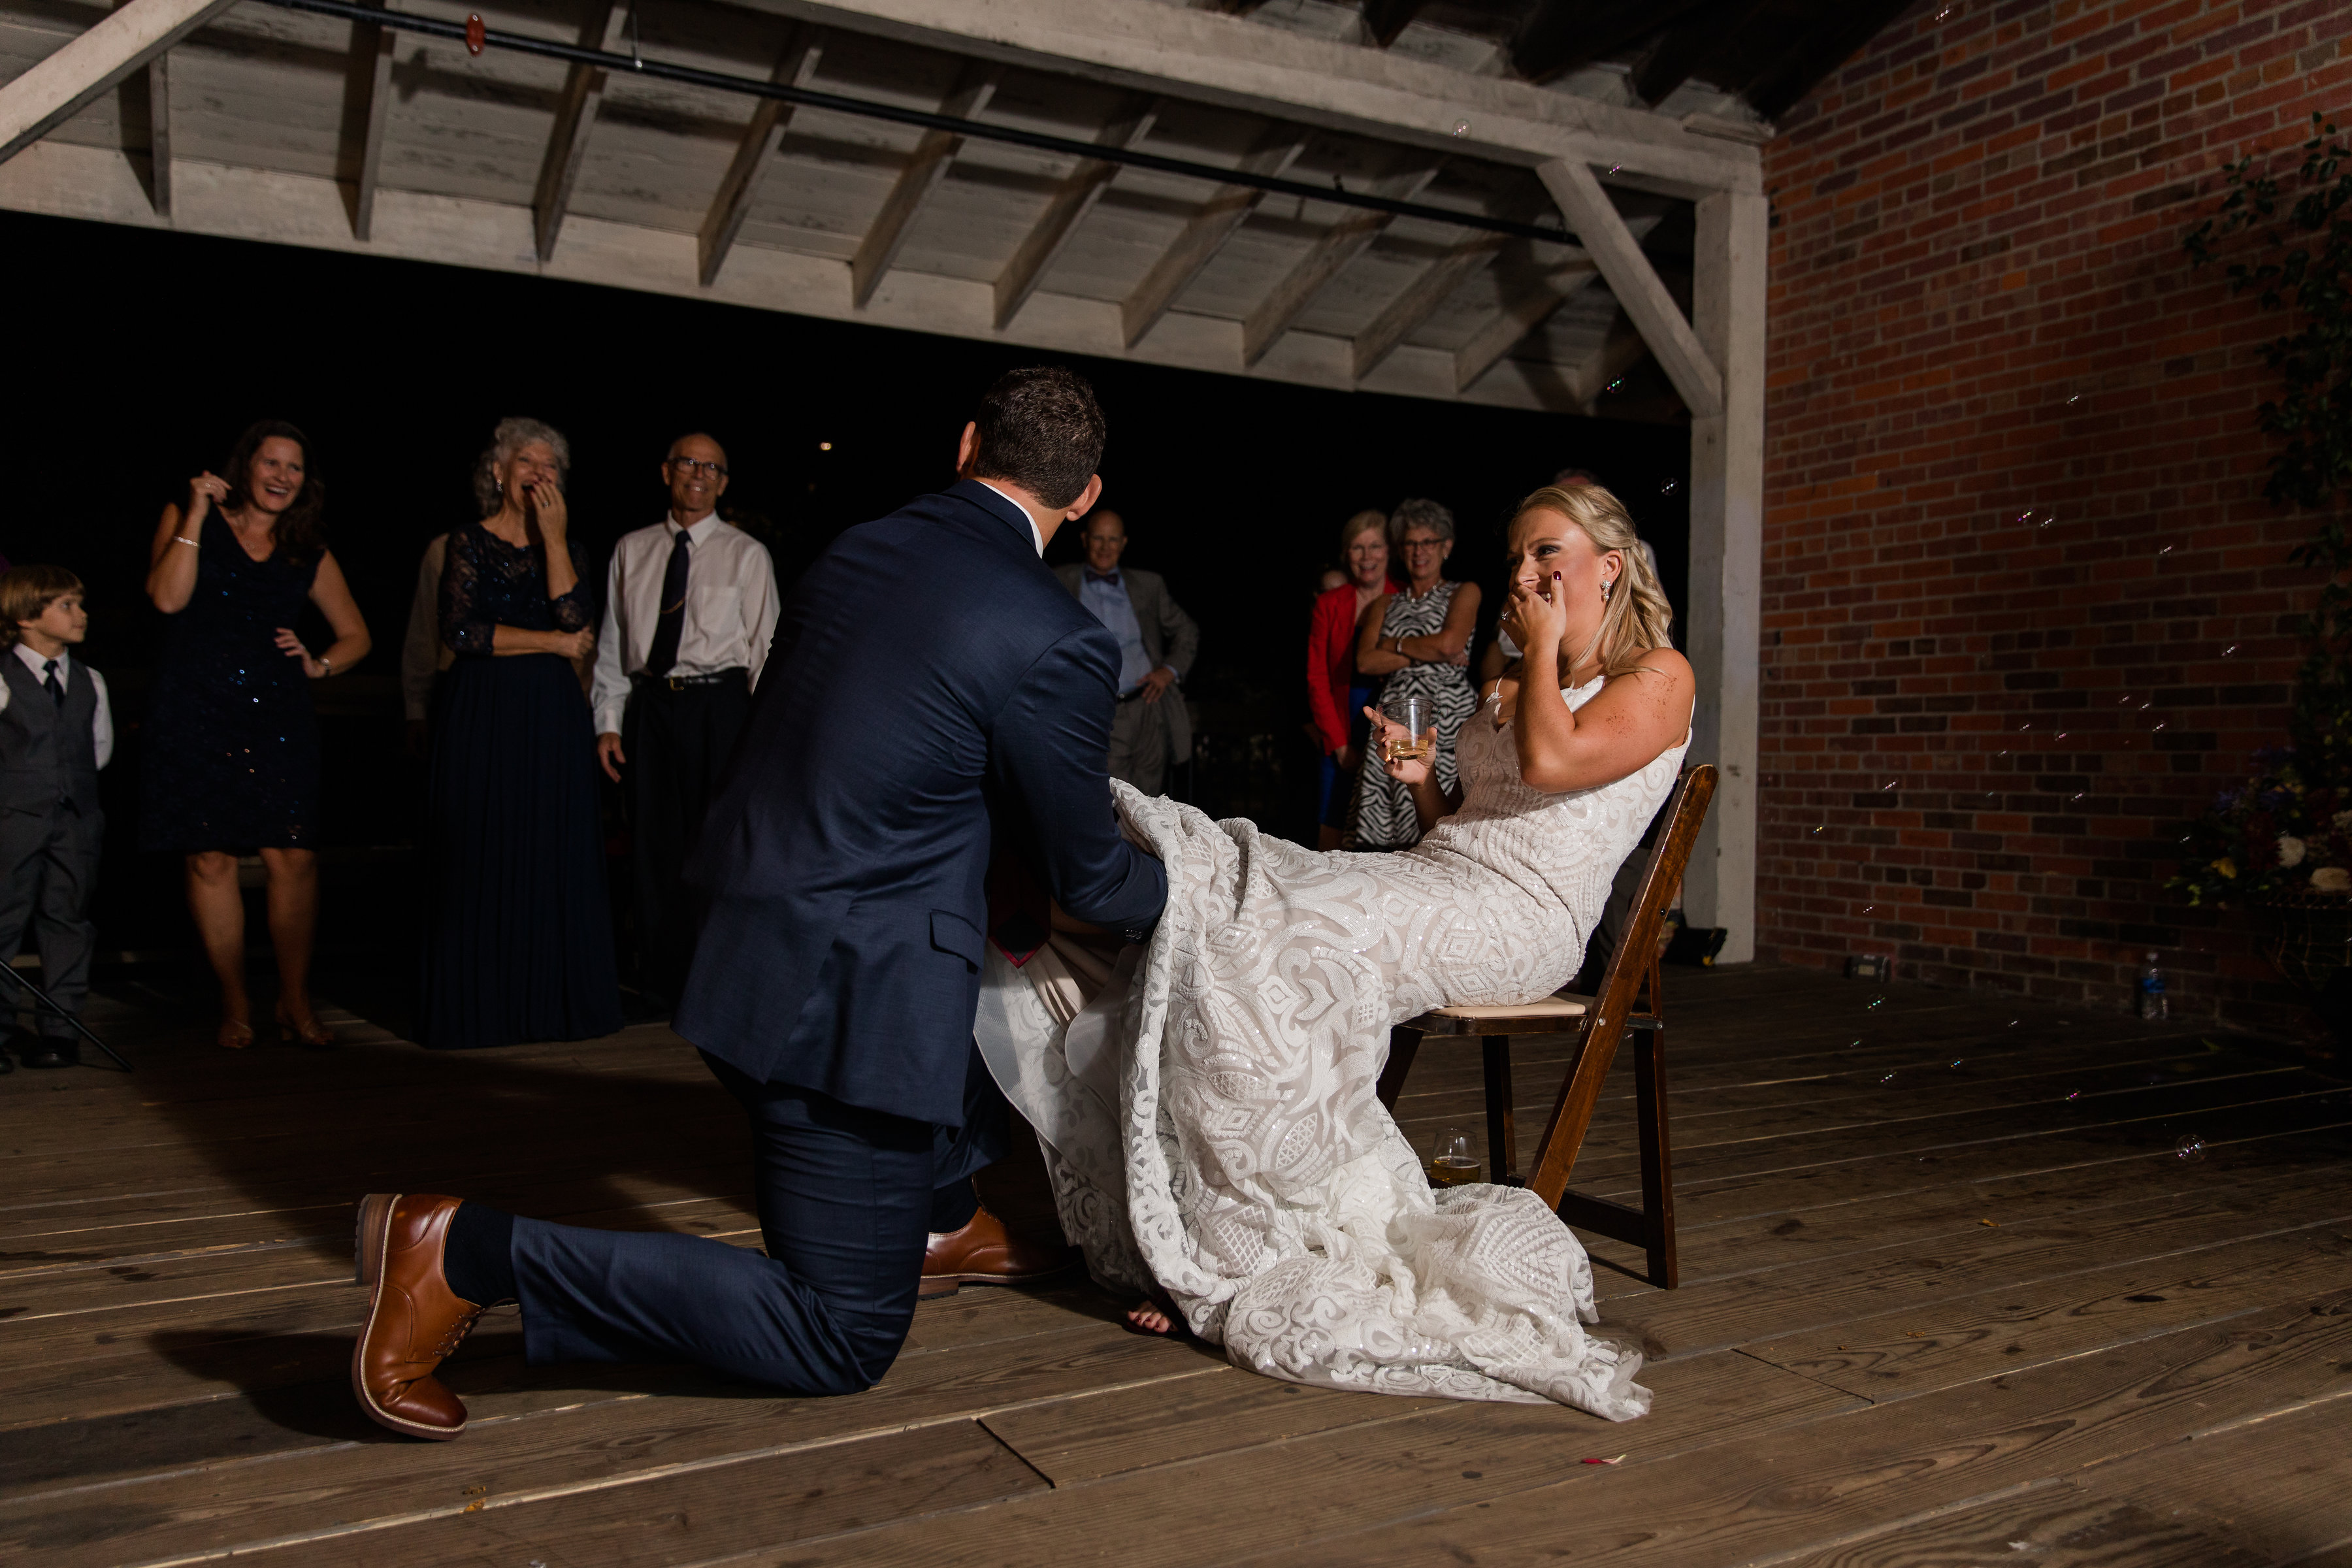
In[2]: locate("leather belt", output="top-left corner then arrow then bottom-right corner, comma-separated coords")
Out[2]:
636,668 -> 745,693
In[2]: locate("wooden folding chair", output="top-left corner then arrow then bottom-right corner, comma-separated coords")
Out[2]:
1375,764 -> 1718,1289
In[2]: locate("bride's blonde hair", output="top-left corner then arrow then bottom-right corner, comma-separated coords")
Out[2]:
1512,483 -> 1674,681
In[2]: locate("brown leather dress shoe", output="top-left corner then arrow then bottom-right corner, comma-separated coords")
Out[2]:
351,1193 -> 485,1441
920,1201 -> 1078,1299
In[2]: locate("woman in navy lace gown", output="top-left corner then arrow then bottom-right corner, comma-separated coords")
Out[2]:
144,421 -> 372,1051
419,418 -> 621,1049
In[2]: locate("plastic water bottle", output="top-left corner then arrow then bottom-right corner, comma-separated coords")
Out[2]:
2137,953 -> 2167,1022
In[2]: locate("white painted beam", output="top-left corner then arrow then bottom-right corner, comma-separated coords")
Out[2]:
143,47 -> 171,216
738,0 -> 1759,197
0,141 -> 1584,417
1539,157 -> 1722,419
849,59 -> 999,309
698,25 -> 825,287
1450,253 -> 1595,392
1350,216 -> 1520,382
1120,121 -> 1305,348
1242,157 -> 1439,367
531,0 -> 630,264
1684,189 -> 1767,964
993,93 -> 1158,330
0,0 -> 237,165
342,4 -> 396,240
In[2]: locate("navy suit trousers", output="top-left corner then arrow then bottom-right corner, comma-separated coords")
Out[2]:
511,1048 -> 1009,1395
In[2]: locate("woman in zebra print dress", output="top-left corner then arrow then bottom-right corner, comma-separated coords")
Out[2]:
1347,498 -> 1480,849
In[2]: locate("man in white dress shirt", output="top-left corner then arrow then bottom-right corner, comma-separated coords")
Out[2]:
591,433 -> 781,1004
0,566 -> 112,1070
1053,510 -> 1199,794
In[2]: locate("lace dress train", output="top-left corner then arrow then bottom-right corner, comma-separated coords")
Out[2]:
977,678 -> 1685,1419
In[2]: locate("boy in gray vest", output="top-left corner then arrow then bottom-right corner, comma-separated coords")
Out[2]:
0,566 -> 112,1070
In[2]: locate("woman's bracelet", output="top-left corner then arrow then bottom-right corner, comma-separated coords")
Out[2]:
318,655 -> 334,678
173,535 -> 199,548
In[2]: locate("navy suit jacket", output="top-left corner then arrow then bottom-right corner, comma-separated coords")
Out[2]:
675,480 -> 1168,1127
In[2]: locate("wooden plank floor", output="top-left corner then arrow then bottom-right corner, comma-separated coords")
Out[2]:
4,964 -> 2349,1567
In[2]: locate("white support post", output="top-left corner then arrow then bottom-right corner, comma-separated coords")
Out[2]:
1685,189 -> 1767,962
0,0 -> 237,165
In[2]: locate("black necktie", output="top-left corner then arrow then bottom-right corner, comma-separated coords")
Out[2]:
645,530 -> 691,678
42,659 -> 63,708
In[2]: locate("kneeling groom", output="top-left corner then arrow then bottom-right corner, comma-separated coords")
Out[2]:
351,367 -> 1168,1439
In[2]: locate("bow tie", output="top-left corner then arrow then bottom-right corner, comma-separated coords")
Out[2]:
1086,570 -> 1121,585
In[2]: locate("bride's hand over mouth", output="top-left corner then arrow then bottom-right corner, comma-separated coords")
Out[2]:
1503,568 -> 1570,655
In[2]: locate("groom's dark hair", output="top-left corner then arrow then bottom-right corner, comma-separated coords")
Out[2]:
970,367 -> 1105,510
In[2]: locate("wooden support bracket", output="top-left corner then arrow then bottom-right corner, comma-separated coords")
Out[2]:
1241,156 -> 1439,367
1120,121 -> 1306,348
0,0 -> 237,165
1538,156 -> 1722,417
993,93 -> 1159,330
850,59 -> 1000,309
698,25 -> 826,287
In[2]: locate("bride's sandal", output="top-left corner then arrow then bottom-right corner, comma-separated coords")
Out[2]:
217,1017 -> 255,1051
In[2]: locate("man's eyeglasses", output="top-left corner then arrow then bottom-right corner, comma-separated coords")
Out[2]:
668,458 -> 728,478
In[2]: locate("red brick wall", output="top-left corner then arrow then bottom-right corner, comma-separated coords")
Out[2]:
1758,0 -> 2352,1021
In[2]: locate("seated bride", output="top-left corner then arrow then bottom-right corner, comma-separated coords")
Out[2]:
974,481 -> 1694,1421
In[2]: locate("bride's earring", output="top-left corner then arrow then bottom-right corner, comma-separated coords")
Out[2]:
1601,576 -> 1613,602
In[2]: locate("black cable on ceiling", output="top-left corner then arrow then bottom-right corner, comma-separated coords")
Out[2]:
253,0 -> 1582,247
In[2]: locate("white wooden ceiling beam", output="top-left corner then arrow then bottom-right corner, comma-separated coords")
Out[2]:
1121,121 -> 1305,348
1451,251 -> 1595,392
1537,156 -> 1722,418
141,46 -> 171,216
993,93 -> 1158,331
738,0 -> 1760,198
1452,210 -> 1654,391
1350,210 -> 1531,382
0,0 -> 236,165
1241,157 -> 1439,368
849,59 -> 999,309
531,0 -> 631,264
340,1 -> 396,240
698,24 -> 825,287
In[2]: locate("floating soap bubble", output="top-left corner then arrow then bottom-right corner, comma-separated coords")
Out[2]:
2158,546 -> 2173,556
1867,995 -> 1886,1009
1884,779 -> 1898,790
2065,1090 -> 2081,1101
2008,1019 -> 2021,1028
1661,478 -> 1679,494
1950,1058 -> 1964,1068
1607,378 -> 1625,393
2038,514 -> 2055,528
2065,393 -> 2082,404
2223,644 -> 2238,656
1881,1072 -> 1897,1084
1452,121 -> 1471,137
2174,1134 -> 2206,1162
1609,163 -> 1622,174
2070,792 -> 2085,801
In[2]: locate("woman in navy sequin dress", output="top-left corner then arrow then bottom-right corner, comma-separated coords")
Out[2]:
418,418 -> 621,1049
144,421 -> 372,1051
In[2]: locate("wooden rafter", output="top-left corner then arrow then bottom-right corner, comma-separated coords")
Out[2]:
1349,192 -> 1550,382
531,0 -> 629,264
698,25 -> 825,287
1241,157 -> 1440,367
994,94 -> 1158,331
1538,157 -> 1721,417
1120,121 -> 1306,348
1360,0 -> 1428,48
1509,0 -> 1714,86
849,60 -> 1000,309
1744,0 -> 1917,120
0,0 -> 235,164
1452,210 -> 1654,391
337,0 -> 396,240
1451,249 -> 1597,392
1634,0 -> 1765,105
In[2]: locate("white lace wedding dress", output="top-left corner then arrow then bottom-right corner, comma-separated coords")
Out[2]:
974,676 -> 1686,1419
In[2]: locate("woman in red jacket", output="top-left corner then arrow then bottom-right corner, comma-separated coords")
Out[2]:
1307,510 -> 1394,849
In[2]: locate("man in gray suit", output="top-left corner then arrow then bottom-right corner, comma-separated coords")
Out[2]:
1055,510 -> 1200,794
